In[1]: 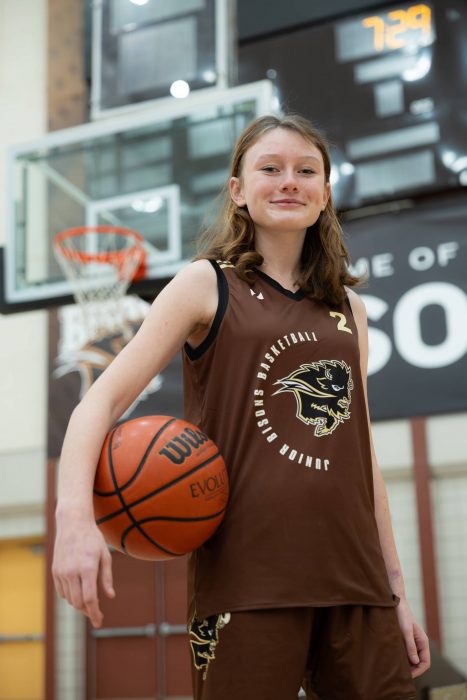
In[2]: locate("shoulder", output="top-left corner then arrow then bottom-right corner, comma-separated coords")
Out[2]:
344,287 -> 370,372
155,258 -> 217,317
345,286 -> 367,323
169,258 -> 218,300
344,286 -> 370,370
175,258 -> 217,285
344,287 -> 368,345
169,258 -> 218,327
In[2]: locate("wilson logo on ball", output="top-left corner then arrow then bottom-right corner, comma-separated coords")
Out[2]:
159,427 -> 211,465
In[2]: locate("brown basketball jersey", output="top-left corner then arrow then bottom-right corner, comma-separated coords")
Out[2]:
182,259 -> 398,621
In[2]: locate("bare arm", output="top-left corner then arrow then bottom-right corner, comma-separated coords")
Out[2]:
347,287 -> 430,678
53,259 -> 217,627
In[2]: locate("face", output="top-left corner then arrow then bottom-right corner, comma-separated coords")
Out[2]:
229,128 -> 331,236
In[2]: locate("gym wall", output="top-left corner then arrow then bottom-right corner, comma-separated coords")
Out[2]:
0,0 -> 47,540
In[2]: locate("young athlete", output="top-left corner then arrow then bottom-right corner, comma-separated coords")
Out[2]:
53,114 -> 430,699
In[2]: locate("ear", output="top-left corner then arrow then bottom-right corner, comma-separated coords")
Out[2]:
229,176 -> 246,207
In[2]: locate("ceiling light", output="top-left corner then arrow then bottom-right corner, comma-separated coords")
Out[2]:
132,197 -> 164,213
170,80 -> 190,98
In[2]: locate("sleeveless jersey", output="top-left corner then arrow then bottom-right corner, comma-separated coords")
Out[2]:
182,259 -> 398,621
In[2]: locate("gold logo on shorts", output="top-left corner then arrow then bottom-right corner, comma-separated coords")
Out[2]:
188,612 -> 231,680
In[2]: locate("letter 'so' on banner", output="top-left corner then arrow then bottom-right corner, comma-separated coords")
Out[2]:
344,193 -> 467,420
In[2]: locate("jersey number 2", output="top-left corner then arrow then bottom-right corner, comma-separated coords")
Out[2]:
329,311 -> 352,334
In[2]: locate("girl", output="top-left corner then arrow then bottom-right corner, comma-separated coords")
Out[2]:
53,114 -> 430,700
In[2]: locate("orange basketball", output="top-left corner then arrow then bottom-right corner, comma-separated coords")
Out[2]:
93,415 -> 229,561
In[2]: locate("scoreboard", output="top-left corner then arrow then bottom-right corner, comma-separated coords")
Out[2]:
239,0 -> 466,210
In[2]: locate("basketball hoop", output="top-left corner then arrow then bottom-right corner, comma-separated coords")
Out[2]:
54,225 -> 147,340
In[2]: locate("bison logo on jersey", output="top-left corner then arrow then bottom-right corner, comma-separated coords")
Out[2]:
272,360 -> 353,436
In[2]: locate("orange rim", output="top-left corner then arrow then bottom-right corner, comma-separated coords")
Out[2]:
54,225 -> 145,266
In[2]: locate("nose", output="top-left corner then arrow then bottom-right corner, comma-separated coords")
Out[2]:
279,168 -> 299,191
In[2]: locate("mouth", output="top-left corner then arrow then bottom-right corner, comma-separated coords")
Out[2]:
271,199 -> 304,206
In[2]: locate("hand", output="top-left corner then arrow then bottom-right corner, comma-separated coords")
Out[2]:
52,515 -> 115,628
395,597 -> 431,678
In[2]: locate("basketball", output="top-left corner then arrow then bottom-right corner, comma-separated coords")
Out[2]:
93,415 -> 229,561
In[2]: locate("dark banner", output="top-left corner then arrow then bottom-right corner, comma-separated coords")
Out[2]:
344,192 -> 467,420
47,299 -> 184,459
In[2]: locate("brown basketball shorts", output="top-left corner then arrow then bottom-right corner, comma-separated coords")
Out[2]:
188,605 -> 417,700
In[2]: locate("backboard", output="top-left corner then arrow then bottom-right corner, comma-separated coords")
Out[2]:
91,0 -> 236,119
1,80 -> 276,312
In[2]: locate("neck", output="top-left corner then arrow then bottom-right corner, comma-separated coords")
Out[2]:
254,228 -> 306,281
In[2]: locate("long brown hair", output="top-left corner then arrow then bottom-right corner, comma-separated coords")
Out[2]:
194,114 -> 361,305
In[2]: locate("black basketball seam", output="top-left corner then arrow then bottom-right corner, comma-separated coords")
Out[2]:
129,509 -> 227,526
93,417 -> 177,496
96,451 -> 224,525
120,508 -> 226,556
120,525 -> 181,557
106,427 -> 177,555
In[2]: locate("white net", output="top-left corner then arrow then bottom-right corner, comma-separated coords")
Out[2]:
54,226 -> 146,340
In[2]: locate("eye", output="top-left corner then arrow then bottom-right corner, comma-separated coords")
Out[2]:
301,168 -> 316,175
261,166 -> 279,173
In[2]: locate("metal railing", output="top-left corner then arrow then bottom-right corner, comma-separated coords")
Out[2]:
0,633 -> 44,643
91,622 -> 187,639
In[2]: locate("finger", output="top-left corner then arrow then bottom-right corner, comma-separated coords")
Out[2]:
412,626 -> 430,665
410,643 -> 431,678
61,578 -> 74,607
100,549 -> 115,599
56,575 -> 89,617
53,575 -> 66,599
81,571 -> 103,628
415,637 -> 431,670
411,660 -> 431,679
404,626 -> 420,665
68,576 -> 85,611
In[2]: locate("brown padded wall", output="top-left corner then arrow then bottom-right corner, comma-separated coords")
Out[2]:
47,0 -> 88,132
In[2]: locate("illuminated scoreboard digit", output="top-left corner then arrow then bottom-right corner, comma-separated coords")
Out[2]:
335,2 -> 435,63
362,4 -> 432,52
